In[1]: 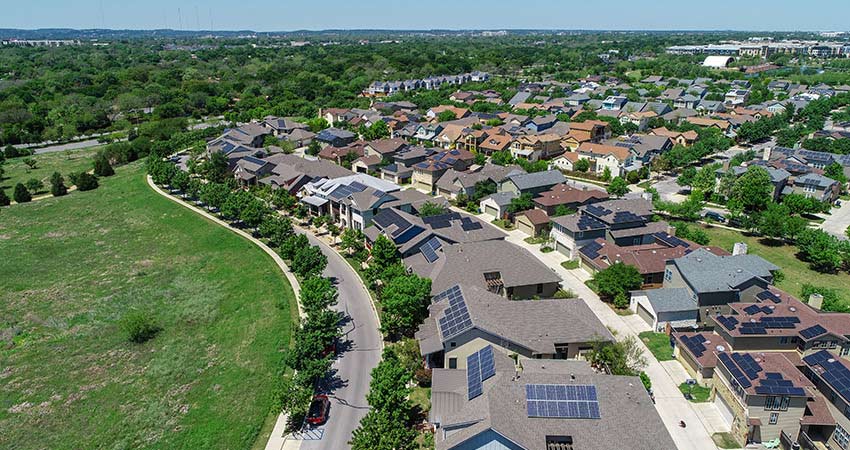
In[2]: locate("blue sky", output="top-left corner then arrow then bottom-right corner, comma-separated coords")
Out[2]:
1,0 -> 849,31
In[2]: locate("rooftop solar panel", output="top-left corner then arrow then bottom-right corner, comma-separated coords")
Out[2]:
436,286 -> 473,340
799,324 -> 828,340
525,384 -> 601,419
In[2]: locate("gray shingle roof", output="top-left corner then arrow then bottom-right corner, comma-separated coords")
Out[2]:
643,287 -> 698,313
506,170 -> 567,191
672,248 -> 778,293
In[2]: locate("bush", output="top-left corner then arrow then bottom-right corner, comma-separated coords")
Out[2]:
414,368 -> 432,387
0,189 -> 9,206
121,310 -> 161,343
640,372 -> 652,391
50,172 -> 68,197
93,154 -> 115,177
13,183 -> 31,203
72,172 -> 99,191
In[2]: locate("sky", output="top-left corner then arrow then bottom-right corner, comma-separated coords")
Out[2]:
1,0 -> 849,32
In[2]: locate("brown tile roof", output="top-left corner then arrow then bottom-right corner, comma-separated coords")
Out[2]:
533,183 -> 608,207
577,142 -> 632,161
569,120 -> 609,131
521,208 -> 550,226
685,117 -> 730,129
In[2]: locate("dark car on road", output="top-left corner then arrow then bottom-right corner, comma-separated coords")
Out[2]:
307,395 -> 330,426
703,211 -> 726,223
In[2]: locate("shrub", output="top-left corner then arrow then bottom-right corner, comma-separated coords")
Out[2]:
640,372 -> 652,391
414,368 -> 432,387
93,154 -> 115,177
121,310 -> 161,343
0,189 -> 9,206
72,172 -> 99,191
13,183 -> 31,203
50,172 -> 68,197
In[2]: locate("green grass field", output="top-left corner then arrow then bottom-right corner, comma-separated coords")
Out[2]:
701,225 -> 850,307
0,162 -> 297,449
678,382 -> 712,402
1,147 -> 101,196
638,331 -> 674,361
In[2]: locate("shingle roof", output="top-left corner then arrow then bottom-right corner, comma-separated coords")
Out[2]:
505,170 -> 567,191
672,248 -> 778,293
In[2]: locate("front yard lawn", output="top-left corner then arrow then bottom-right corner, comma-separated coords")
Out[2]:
679,382 -> 712,402
639,331 -> 674,361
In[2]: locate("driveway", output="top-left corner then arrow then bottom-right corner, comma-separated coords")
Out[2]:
818,200 -> 850,240
296,229 -> 383,450
492,225 -> 723,450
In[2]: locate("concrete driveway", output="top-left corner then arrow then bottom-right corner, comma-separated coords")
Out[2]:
818,200 -> 850,240
297,230 -> 383,450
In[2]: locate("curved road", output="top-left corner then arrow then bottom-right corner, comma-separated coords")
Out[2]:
297,229 -> 382,450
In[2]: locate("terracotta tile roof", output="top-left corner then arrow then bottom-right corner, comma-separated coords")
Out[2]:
577,142 -> 632,161
521,208 -> 550,226
533,183 -> 608,207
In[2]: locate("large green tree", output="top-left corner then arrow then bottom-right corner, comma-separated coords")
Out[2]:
380,274 -> 432,338
730,166 -> 773,212
592,262 -> 643,301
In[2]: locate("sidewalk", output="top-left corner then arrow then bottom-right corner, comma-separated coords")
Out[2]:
495,223 -> 722,450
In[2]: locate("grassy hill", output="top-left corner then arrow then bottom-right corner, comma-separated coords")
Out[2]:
0,162 -> 297,449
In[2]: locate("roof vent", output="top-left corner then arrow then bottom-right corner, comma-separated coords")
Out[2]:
716,345 -> 726,352
736,268 -> 743,273
828,358 -> 836,363
789,307 -> 797,312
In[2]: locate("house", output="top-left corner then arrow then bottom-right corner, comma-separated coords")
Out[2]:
233,155 -> 275,186
532,183 -> 609,216
499,170 -> 567,196
715,165 -> 791,202
550,198 -> 654,259
576,142 -> 635,178
300,173 -> 401,229
549,152 -> 583,172
606,135 -> 673,166
510,134 -> 562,161
525,115 -> 558,132
321,108 -> 352,125
674,94 -> 701,110
284,128 -> 316,147
317,140 -> 365,165
697,100 -> 727,115
363,138 -> 408,159
725,89 -> 751,106
435,164 -> 525,201
428,350 -> 675,450
601,95 -> 628,111
515,209 -> 550,237
315,127 -> 357,147
416,285 -> 612,369
427,105 -> 471,121
630,248 -> 779,331
786,173 -> 841,203
413,123 -> 445,143
801,351 -> 850,449
405,238 -> 563,298
258,153 -> 353,193
365,209 -> 504,258
650,127 -> 699,147
568,120 -> 612,143
579,233 -> 728,286
477,132 -> 513,155
412,149 -> 476,193
351,155 -> 383,174
479,192 -> 517,220
619,110 -> 657,131
261,116 -> 308,137
686,117 -> 732,133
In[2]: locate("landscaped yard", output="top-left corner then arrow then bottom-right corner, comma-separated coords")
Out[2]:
0,162 -> 297,449
1,147 -> 101,196
678,382 -> 712,402
700,225 -> 850,308
638,331 -> 674,361
712,432 -> 741,449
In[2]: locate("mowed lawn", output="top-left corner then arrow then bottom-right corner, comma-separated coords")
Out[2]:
701,225 -> 850,304
1,147 -> 101,195
0,162 -> 297,450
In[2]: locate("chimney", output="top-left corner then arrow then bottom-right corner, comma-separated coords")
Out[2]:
722,160 -> 730,171
763,146 -> 772,161
733,242 -> 748,256
809,293 -> 824,310
667,224 -> 677,236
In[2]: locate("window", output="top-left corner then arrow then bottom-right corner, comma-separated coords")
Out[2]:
780,337 -> 788,344
769,412 -> 779,425
450,342 -> 456,348
765,396 -> 790,411
537,284 -> 544,294
835,424 -> 850,449
664,269 -> 672,282
448,357 -> 457,369
841,346 -> 850,357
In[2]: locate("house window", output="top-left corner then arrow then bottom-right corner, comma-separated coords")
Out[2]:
664,269 -> 672,282
450,342 -> 456,348
835,424 -> 850,449
769,412 -> 779,425
780,337 -> 788,344
537,284 -> 544,294
841,346 -> 850,357
448,357 -> 457,369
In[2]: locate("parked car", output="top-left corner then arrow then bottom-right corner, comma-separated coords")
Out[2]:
307,395 -> 330,426
703,211 -> 726,223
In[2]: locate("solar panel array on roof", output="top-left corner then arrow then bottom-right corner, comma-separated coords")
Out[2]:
436,286 -> 473,340
242,155 -> 267,166
803,350 -> 850,402
732,353 -> 763,380
576,215 -> 606,231
718,353 -> 752,388
526,384 -> 601,419
580,240 -> 604,260
584,204 -> 611,217
460,217 -> 483,231
800,324 -> 828,340
755,372 -> 805,396
423,212 -> 461,230
329,182 -> 367,201
743,304 -> 774,315
653,232 -> 691,249
680,334 -> 708,358
420,237 -> 443,263
373,209 -> 415,239
466,346 -> 496,400
611,211 -> 643,224
717,316 -> 739,331
756,290 -> 782,304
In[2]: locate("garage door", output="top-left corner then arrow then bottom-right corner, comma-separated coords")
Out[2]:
714,393 -> 735,429
556,241 -> 571,257
636,302 -> 655,327
517,220 -> 534,236
485,205 -> 499,218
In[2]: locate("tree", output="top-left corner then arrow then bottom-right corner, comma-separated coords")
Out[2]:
677,166 -> 697,187
783,194 -> 826,215
350,351 -> 417,450
825,162 -> 847,185
292,245 -> 328,278
13,183 -> 31,203
574,158 -> 590,173
797,229 -> 843,273
0,189 -> 9,206
553,205 -> 576,217
199,182 -> 229,210
93,154 -> 115,177
299,276 -> 338,313
50,172 -> 68,197
170,170 -> 190,193
22,158 -> 37,170
607,176 -> 629,197
507,193 -> 534,214
370,234 -> 400,270
306,140 -> 321,156
731,166 -> 772,212
380,274 -> 432,338
280,233 -> 310,260
601,166 -> 612,182
437,110 -> 457,122
418,201 -> 447,217
258,215 -> 293,247
592,262 -> 642,301
757,202 -> 806,241
72,172 -> 99,191
202,151 -> 229,183
340,228 -> 366,257
25,178 -> 44,194
220,190 -> 251,221
240,198 -> 268,229
692,164 -> 720,192
586,335 -> 646,376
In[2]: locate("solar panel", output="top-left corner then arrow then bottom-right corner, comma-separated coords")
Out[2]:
525,384 -> 601,419
756,290 -> 782,304
800,325 -> 828,340
419,237 -> 443,263
580,241 -> 604,260
744,305 -> 761,315
681,334 -> 707,358
436,286 -> 473,340
718,353 -> 752,389
466,346 -> 496,401
717,316 -> 739,331
804,350 -> 850,402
